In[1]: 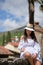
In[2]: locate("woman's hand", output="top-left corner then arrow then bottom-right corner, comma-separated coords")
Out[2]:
32,53 -> 37,59
21,47 -> 25,52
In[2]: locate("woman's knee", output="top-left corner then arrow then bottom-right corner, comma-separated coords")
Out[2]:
32,53 -> 37,59
24,52 -> 31,58
35,60 -> 41,65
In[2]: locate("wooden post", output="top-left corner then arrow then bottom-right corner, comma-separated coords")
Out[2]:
28,0 -> 34,28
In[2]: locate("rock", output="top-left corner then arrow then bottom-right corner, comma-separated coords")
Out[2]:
13,58 -> 31,65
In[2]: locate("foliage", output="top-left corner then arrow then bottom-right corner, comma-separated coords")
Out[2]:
6,31 -> 11,43
2,33 -> 5,45
0,33 -> 3,45
0,30 -> 24,45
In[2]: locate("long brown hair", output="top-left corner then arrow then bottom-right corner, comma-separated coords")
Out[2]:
24,29 -> 37,42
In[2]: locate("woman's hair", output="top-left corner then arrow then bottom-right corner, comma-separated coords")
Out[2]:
24,29 -> 37,42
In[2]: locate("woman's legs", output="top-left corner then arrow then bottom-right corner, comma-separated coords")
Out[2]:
24,52 -> 34,65
32,54 -> 41,65
34,60 -> 41,65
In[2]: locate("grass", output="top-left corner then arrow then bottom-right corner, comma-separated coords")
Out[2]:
0,30 -> 24,45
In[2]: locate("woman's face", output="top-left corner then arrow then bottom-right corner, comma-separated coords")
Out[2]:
26,29 -> 31,36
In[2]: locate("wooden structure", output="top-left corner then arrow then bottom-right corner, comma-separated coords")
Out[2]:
34,23 -> 43,57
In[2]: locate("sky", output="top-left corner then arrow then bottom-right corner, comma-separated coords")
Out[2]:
0,0 -> 43,32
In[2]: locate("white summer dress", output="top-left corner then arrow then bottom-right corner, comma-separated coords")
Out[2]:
18,38 -> 42,63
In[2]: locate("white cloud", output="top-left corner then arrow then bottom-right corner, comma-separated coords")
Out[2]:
2,17 -> 28,31
3,19 -> 16,27
1,0 -> 28,17
2,19 -> 19,31
25,15 -> 29,23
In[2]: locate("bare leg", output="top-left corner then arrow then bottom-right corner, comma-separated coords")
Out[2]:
28,56 -> 34,65
24,52 -> 34,65
35,60 -> 41,65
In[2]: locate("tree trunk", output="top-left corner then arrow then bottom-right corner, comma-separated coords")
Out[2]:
6,31 -> 11,43
28,0 -> 34,27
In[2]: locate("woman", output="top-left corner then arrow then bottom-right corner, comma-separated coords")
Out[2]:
18,24 -> 42,65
